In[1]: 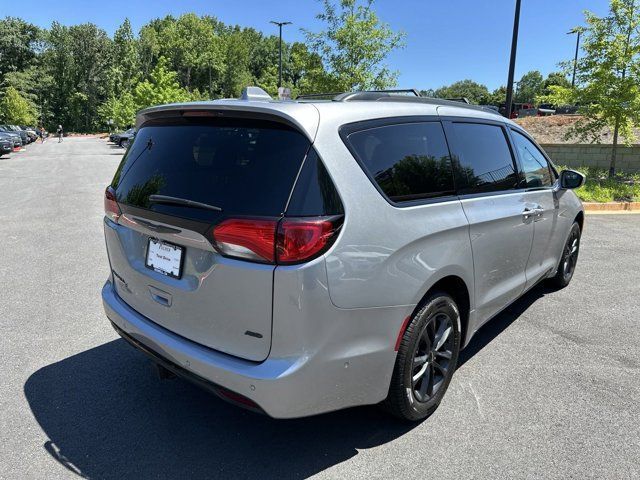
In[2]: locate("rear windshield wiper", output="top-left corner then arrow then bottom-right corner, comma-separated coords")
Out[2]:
148,195 -> 223,212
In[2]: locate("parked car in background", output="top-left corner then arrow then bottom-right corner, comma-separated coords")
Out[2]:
2,125 -> 29,145
555,105 -> 579,115
0,128 -> 23,149
102,88 -> 586,421
110,128 -> 136,147
0,136 -> 12,157
20,126 -> 38,142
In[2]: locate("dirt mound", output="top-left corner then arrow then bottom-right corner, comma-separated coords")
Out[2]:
515,115 -> 640,145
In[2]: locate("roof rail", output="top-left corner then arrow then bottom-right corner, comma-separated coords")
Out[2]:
295,89 -> 500,116
295,92 -> 343,100
352,95 -> 502,115
444,97 -> 470,104
335,89 -> 421,101
296,89 -> 420,101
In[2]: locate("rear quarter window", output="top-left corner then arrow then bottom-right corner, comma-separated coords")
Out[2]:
343,121 -> 455,204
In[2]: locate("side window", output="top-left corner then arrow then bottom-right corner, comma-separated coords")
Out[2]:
287,149 -> 344,216
345,122 -> 455,203
511,130 -> 553,187
450,123 -> 519,194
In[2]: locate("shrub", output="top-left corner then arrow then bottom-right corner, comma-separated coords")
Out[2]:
556,165 -> 640,202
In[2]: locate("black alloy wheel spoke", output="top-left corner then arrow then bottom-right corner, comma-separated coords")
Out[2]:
411,312 -> 454,403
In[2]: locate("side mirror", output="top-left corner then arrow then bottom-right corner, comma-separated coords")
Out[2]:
559,169 -> 585,189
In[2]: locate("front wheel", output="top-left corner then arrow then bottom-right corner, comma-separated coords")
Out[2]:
384,292 -> 461,421
547,222 -> 581,289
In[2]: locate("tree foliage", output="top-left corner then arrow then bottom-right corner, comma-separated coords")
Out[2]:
303,0 -> 405,91
0,86 -> 37,124
540,0 -> 640,176
0,5 -> 400,131
133,57 -> 192,109
515,70 -> 544,103
432,80 -> 490,104
0,13 -> 345,131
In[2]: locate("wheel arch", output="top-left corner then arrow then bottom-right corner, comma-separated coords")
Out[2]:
412,274 -> 471,349
575,210 -> 584,231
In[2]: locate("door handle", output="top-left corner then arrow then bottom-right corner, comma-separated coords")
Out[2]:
522,208 -> 535,219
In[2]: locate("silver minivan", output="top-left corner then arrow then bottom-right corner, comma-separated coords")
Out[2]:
102,89 -> 585,421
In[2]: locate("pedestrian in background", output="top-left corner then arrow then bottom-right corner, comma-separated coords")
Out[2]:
40,127 -> 46,143
57,125 -> 63,143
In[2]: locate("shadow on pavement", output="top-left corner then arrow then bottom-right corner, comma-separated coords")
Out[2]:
458,283 -> 550,367
25,340 -> 413,479
24,283 -> 550,479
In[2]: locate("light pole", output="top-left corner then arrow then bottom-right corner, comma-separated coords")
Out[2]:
270,20 -> 292,88
504,0 -> 521,118
567,27 -> 584,88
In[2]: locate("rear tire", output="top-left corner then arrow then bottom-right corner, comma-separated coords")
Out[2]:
119,139 -> 126,148
384,292 -> 461,421
547,222 -> 581,289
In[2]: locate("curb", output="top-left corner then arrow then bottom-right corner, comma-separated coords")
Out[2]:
583,201 -> 640,212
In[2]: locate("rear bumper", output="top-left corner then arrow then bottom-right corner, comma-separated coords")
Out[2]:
103,280 -> 408,418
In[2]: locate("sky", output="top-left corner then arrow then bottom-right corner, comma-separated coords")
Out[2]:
1,0 -> 611,91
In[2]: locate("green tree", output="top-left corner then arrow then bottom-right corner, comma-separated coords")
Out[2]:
110,19 -> 140,94
540,71 -> 571,98
303,0 -> 405,91
0,86 -> 37,124
515,70 -> 544,103
220,27 -> 253,97
541,0 -> 640,177
98,92 -> 136,130
433,80 -> 490,104
148,14 -> 223,93
0,18 -> 42,79
133,57 -> 192,110
43,22 -> 113,131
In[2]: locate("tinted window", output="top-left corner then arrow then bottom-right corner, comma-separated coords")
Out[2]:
112,118 -> 310,222
346,122 -> 455,203
511,130 -> 553,187
287,149 -> 344,216
451,123 -> 519,193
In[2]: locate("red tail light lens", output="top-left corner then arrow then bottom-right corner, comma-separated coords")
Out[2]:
212,216 -> 342,265
276,217 -> 341,264
104,186 -> 121,222
213,218 -> 277,263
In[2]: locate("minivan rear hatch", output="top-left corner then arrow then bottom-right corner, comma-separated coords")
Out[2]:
104,107 -> 317,361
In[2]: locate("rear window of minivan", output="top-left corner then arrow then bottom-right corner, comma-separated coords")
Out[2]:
111,117 -> 311,222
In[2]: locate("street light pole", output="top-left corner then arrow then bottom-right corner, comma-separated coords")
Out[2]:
270,20 -> 292,88
504,0 -> 521,118
568,27 -> 583,88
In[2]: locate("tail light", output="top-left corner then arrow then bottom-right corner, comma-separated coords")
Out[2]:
212,216 -> 342,265
213,218 -> 278,263
276,218 -> 339,264
104,186 -> 121,222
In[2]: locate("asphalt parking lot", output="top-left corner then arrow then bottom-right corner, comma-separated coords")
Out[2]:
1,137 -> 639,479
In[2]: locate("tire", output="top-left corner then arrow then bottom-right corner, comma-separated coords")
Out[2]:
547,222 -> 581,289
384,292 -> 461,421
119,139 -> 126,148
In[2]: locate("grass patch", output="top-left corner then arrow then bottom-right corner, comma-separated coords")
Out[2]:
555,165 -> 640,203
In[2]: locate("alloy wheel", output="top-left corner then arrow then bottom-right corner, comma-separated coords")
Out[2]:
411,312 -> 454,403
562,228 -> 580,280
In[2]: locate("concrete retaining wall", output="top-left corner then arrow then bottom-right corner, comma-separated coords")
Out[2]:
540,144 -> 640,172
